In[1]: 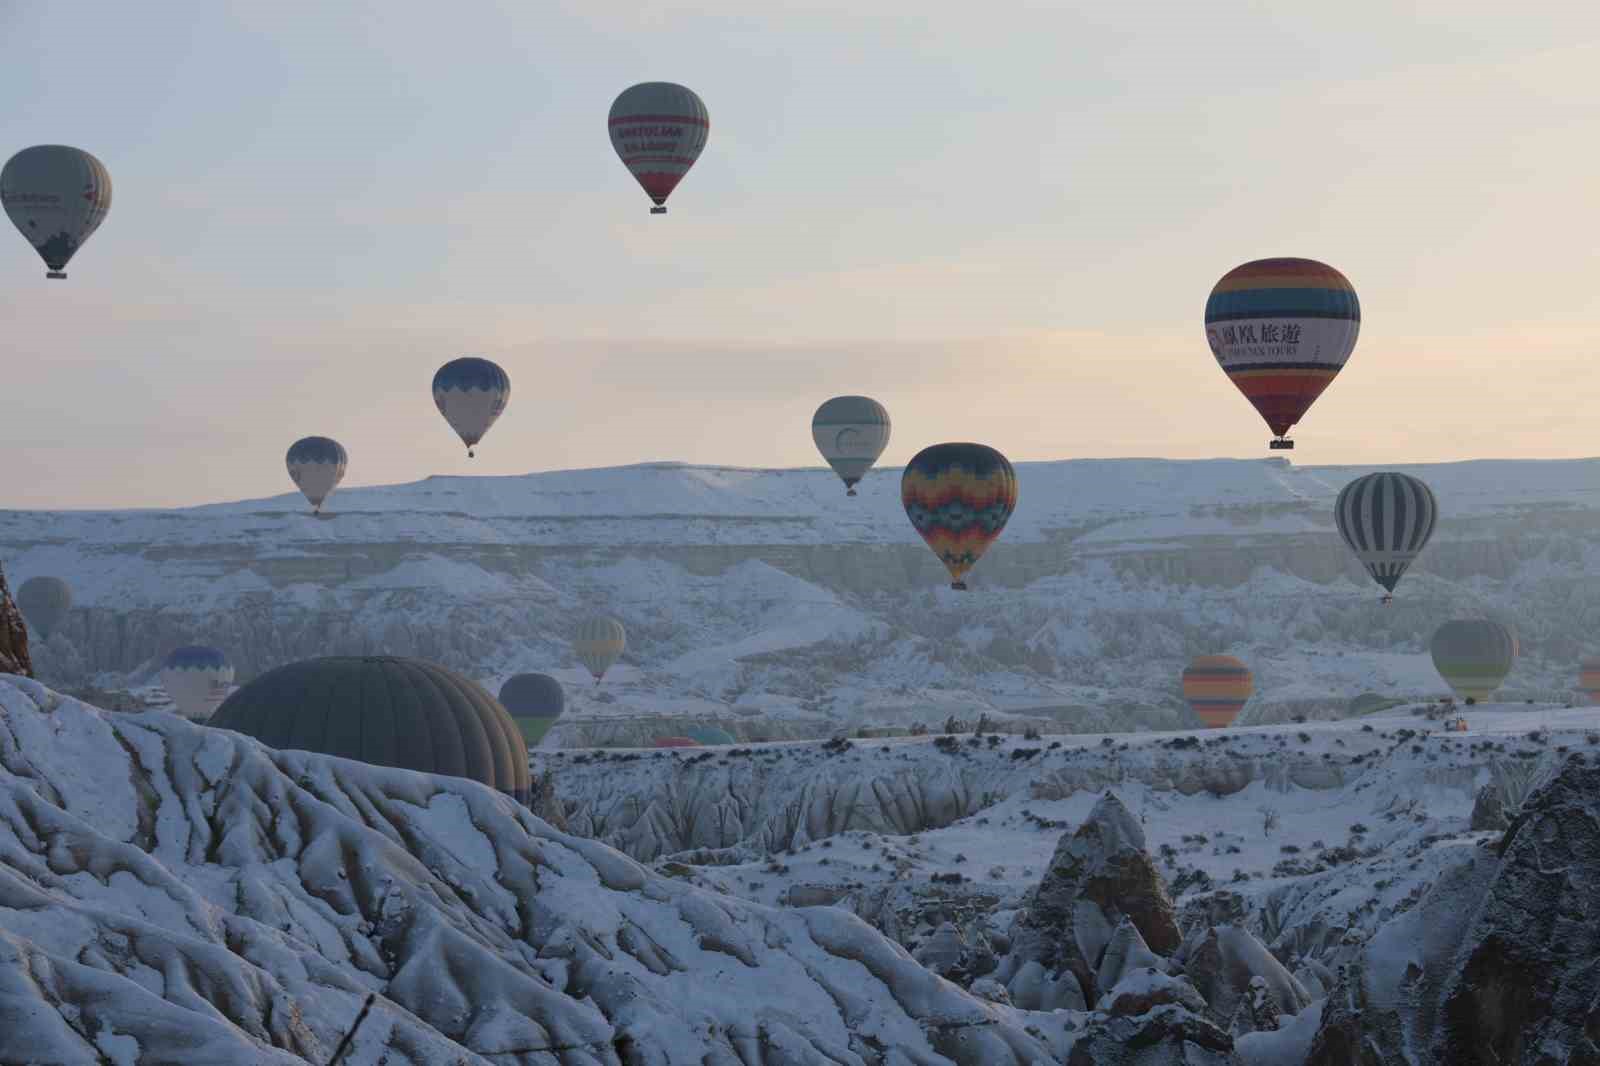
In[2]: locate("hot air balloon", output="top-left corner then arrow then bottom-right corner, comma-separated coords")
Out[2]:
285,436 -> 347,514
574,616 -> 626,683
901,443 -> 1018,590
1430,620 -> 1517,703
211,656 -> 530,804
1181,655 -> 1254,728
16,576 -> 70,640
686,725 -> 735,746
812,396 -> 891,496
1204,258 -> 1359,449
609,83 -> 709,214
499,673 -> 565,745
1578,659 -> 1600,705
2,146 -> 112,279
653,736 -> 699,748
433,357 -> 509,458
159,646 -> 234,721
1334,472 -> 1438,604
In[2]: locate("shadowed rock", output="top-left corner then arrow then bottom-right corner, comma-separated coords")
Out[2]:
0,563 -> 29,678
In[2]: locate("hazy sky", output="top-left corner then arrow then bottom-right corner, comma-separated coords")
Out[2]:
2,1 -> 1597,509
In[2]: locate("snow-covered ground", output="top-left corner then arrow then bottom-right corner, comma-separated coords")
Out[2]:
7,456 -> 1600,742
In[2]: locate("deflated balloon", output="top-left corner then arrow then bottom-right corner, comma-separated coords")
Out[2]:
16,576 -> 71,639
286,436 -> 348,514
160,645 -> 234,721
1334,472 -> 1438,601
1204,258 -> 1359,448
901,443 -> 1018,590
2,145 -> 112,278
1182,655 -> 1254,728
812,396 -> 891,496
1430,620 -> 1517,702
609,83 -> 709,214
574,616 -> 626,683
433,357 -> 509,458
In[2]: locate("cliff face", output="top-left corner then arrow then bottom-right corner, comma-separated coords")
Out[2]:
0,562 -> 30,677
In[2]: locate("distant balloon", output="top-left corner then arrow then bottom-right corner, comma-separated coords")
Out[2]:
1347,692 -> 1396,717
2,146 -> 112,279
433,357 -> 510,458
901,443 -> 1018,590
160,646 -> 234,721
285,437 -> 347,514
609,82 -> 709,215
653,736 -> 699,748
1430,620 -> 1517,703
1182,655 -> 1254,728
812,396 -> 891,496
574,616 -> 626,683
686,725 -> 735,746
1334,472 -> 1438,603
1204,258 -> 1359,450
1579,659 -> 1600,706
499,672 -> 565,745
16,576 -> 71,640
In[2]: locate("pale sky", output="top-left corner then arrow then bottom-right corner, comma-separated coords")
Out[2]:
2,1 -> 1597,509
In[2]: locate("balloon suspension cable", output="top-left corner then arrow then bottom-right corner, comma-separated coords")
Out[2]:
951,581 -> 968,591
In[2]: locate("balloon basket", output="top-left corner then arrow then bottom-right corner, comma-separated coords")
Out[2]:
846,488 -> 858,497
1381,595 -> 1393,606
1269,438 -> 1294,450
650,206 -> 667,215
950,581 -> 968,591
46,271 -> 66,280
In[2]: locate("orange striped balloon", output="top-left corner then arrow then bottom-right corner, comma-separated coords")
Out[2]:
1182,655 -> 1254,728
1580,659 -> 1600,705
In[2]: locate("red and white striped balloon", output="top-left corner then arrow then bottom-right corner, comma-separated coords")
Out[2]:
608,82 -> 709,215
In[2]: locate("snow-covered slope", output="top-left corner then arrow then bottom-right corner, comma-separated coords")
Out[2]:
7,456 -> 1600,735
0,675 -> 1081,1064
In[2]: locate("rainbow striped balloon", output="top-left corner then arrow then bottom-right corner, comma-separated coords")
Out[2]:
901,443 -> 1018,591
1182,655 -> 1254,728
1578,659 -> 1600,705
1204,258 -> 1359,448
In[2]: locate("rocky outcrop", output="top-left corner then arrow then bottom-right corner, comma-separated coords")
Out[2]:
1177,921 -> 1310,1032
0,563 -> 28,677
1433,753 -> 1600,1063
996,790 -> 1181,1009
1469,782 -> 1508,831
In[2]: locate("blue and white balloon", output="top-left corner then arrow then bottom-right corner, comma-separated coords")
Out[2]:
160,645 -> 234,721
285,436 -> 347,514
432,357 -> 510,458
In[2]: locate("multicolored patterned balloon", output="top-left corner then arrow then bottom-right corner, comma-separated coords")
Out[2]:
433,357 -> 509,458
1181,655 -> 1254,728
2,145 -> 112,279
901,443 -> 1018,590
1334,472 -> 1438,602
1204,258 -> 1359,449
1430,620 -> 1517,703
609,82 -> 709,215
1579,659 -> 1600,705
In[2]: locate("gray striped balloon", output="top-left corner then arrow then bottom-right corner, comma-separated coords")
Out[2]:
1334,472 -> 1438,599
574,616 -> 626,683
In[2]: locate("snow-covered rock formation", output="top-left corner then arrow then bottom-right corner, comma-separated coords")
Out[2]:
0,676 -> 1085,1064
0,562 -> 29,677
7,457 -> 1600,733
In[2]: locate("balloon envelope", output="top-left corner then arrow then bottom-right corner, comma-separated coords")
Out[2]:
210,656 -> 530,803
1204,258 -> 1359,443
16,576 -> 71,639
433,357 -> 510,457
1182,655 -> 1254,728
901,443 -> 1018,590
1430,620 -> 1517,702
812,396 -> 891,494
1579,659 -> 1600,706
574,617 -> 626,682
2,145 -> 112,278
1334,472 -> 1438,596
160,645 -> 234,721
286,436 -> 347,513
608,82 -> 709,213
